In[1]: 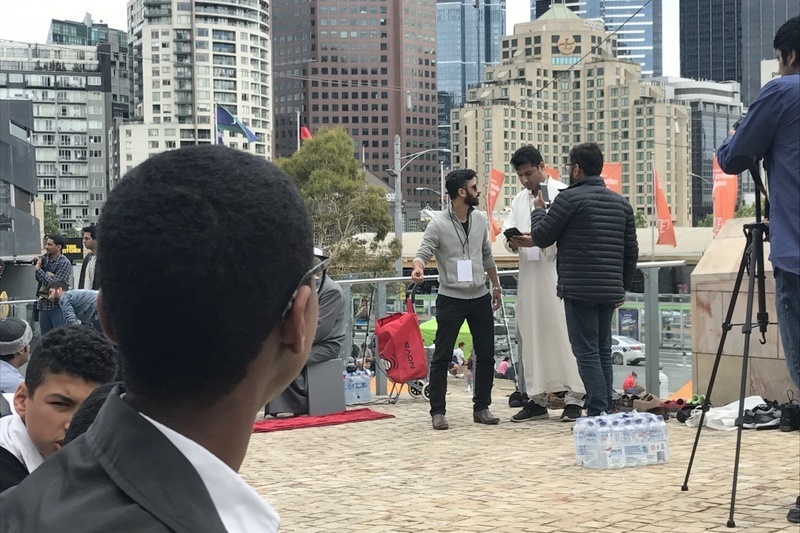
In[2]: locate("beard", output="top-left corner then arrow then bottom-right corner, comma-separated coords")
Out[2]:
466,192 -> 480,207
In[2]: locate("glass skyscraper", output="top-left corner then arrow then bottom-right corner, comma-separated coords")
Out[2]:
437,0 -> 505,165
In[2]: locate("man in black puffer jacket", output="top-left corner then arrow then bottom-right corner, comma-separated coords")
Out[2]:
530,142 -> 638,416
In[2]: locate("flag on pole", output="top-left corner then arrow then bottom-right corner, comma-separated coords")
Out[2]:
545,166 -> 560,181
712,156 -> 738,236
654,170 -> 677,247
215,104 -> 258,142
300,125 -> 312,141
601,162 -> 623,194
486,169 -> 505,242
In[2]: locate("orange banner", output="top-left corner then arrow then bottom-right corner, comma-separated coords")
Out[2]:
654,170 -> 677,247
487,169 -> 505,242
712,157 -> 738,236
600,162 -> 622,194
545,166 -> 560,181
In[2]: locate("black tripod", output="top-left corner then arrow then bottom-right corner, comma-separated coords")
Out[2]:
682,165 -> 772,527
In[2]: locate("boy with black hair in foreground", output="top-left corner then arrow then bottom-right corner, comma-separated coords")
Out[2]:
0,325 -> 118,492
1,145 -> 320,532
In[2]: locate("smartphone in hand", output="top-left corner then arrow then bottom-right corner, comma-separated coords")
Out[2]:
503,227 -> 522,240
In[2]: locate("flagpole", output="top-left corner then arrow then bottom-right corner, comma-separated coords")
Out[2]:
296,109 -> 300,152
213,102 -> 218,146
650,150 -> 655,260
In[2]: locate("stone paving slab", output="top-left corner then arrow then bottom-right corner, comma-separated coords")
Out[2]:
241,386 -> 800,532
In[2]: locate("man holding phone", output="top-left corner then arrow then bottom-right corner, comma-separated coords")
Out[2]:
503,145 -> 585,422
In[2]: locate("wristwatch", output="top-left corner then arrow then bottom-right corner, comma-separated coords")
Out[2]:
492,286 -> 502,293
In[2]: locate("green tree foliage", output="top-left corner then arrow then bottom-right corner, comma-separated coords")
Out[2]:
42,202 -> 60,236
697,213 -> 713,227
276,128 -> 397,276
634,210 -> 648,229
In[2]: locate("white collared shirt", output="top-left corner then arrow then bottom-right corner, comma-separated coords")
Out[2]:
140,414 -> 280,533
0,412 -> 44,474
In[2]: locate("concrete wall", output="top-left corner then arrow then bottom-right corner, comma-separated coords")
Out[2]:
691,218 -> 798,404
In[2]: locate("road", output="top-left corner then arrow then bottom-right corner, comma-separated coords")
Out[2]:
612,348 -> 693,397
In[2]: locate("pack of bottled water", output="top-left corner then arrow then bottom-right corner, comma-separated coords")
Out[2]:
573,411 -> 669,469
343,370 -> 373,404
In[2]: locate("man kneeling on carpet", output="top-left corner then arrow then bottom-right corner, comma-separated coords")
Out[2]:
0,145 -> 320,533
266,247 -> 345,416
0,325 -> 118,492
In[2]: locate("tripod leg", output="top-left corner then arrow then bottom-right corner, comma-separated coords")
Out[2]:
682,232 -> 751,491
727,225 -> 764,528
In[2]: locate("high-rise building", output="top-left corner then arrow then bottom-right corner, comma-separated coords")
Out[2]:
272,0 -> 439,228
0,99 -> 40,258
437,0 -> 505,168
741,0 -> 800,105
533,0 -> 663,77
114,0 -> 272,187
0,40 -> 129,231
452,4 -> 692,225
657,77 -> 742,225
679,0 -> 741,86
49,13 -> 118,47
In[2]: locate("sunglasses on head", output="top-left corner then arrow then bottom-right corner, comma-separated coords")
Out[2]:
281,255 -> 332,320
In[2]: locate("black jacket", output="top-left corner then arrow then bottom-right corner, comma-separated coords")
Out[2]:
530,176 -> 638,303
0,447 -> 28,493
0,388 -> 228,533
78,252 -> 99,290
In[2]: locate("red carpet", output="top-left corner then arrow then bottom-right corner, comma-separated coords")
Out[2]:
253,408 -> 395,433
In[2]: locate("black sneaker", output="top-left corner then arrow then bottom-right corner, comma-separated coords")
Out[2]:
508,391 -> 528,408
511,402 -> 549,422
560,404 -> 582,422
753,407 -> 782,430
779,394 -> 800,432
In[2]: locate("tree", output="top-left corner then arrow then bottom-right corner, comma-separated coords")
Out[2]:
697,213 -> 713,227
43,202 -> 60,236
634,210 -> 648,229
276,128 -> 397,277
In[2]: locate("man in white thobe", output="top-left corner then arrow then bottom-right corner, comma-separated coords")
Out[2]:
503,145 -> 585,422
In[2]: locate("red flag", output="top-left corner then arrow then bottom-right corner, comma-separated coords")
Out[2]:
300,126 -> 312,141
600,162 -> 622,194
487,169 -> 505,242
712,157 -> 738,236
654,170 -> 677,247
545,166 -> 560,181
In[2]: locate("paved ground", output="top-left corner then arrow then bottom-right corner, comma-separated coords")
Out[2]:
241,381 -> 800,533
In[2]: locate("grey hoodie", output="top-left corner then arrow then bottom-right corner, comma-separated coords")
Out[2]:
414,206 -> 496,300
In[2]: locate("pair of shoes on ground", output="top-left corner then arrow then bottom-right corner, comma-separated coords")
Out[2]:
431,409 -> 500,430
510,402 -> 582,423
738,402 -> 781,430
787,495 -> 800,524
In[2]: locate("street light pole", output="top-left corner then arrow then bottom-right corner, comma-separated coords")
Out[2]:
440,160 -> 446,209
393,134 -> 402,277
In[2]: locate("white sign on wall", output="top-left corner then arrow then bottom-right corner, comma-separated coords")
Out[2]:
760,59 -> 780,87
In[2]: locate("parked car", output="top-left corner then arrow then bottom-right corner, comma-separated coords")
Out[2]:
612,335 -> 646,365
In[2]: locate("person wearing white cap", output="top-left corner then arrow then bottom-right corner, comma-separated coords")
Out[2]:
0,318 -> 33,394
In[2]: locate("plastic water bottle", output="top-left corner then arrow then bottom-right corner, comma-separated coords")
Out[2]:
582,420 -> 599,468
573,419 -> 587,466
360,371 -> 373,402
607,420 -> 625,469
352,371 -> 364,404
344,372 -> 356,404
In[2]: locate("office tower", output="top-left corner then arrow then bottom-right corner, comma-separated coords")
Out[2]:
533,0 -> 663,76
679,0 -> 741,86
437,0 -> 505,169
0,100 -> 40,257
273,0 -> 439,228
113,0 -> 272,188
451,5 -> 692,225
740,0 -> 800,105
659,78 -> 742,225
0,38 -> 128,231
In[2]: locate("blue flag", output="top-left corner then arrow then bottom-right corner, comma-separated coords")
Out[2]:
215,104 -> 258,143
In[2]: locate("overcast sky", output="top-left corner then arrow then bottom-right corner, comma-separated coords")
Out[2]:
0,0 -> 680,76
